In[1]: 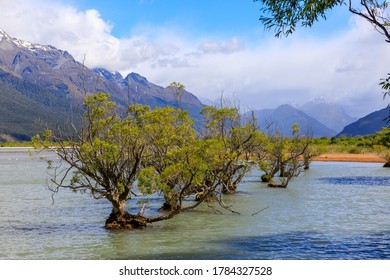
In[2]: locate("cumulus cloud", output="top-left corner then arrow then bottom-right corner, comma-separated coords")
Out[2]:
0,0 -> 179,70
0,0 -> 389,117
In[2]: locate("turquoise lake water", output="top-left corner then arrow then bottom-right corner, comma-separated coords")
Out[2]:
0,148 -> 389,259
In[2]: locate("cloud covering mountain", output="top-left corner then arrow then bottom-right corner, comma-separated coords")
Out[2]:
299,101 -> 357,133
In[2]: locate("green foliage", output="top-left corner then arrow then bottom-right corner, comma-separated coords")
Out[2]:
292,123 -> 300,134
380,73 -> 390,99
168,81 -> 186,107
257,124 -> 312,187
138,166 -> 166,195
201,105 -> 260,194
255,0 -> 344,37
374,126 -> 390,147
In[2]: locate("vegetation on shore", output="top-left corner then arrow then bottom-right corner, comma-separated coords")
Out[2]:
310,130 -> 390,162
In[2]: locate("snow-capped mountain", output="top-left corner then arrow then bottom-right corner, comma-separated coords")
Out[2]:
0,29 -> 55,52
0,29 -> 204,140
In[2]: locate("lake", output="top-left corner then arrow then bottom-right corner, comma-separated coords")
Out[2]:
0,148 -> 389,259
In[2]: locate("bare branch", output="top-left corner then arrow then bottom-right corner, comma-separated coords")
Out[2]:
251,206 -> 270,216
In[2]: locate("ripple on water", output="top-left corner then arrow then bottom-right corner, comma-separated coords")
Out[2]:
320,176 -> 390,186
219,231 -> 390,260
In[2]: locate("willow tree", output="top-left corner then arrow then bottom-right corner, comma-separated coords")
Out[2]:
33,92 -> 245,229
33,93 -> 148,228
257,124 -> 312,188
137,106 -> 200,211
200,105 -> 261,194
138,105 -> 251,213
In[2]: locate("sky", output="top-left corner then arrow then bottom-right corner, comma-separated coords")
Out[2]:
0,0 -> 389,117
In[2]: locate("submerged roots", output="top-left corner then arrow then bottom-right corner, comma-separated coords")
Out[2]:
105,212 -> 148,230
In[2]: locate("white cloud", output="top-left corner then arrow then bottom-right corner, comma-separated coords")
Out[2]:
198,37 -> 245,54
0,0 -> 389,117
131,16 -> 390,118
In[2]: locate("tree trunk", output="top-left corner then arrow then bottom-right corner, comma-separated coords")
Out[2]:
105,199 -> 147,230
222,181 -> 237,194
159,201 -> 179,212
268,182 -> 287,188
261,174 -> 272,182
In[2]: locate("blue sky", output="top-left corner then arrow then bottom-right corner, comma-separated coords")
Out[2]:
74,0 -> 263,38
0,0 -> 389,117
73,0 -> 351,42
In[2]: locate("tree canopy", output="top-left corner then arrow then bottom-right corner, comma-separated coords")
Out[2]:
255,0 -> 390,42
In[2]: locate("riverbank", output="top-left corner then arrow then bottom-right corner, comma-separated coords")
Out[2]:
313,153 -> 387,163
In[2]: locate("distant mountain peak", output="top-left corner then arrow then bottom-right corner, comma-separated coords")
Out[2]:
0,29 -> 57,53
299,101 -> 357,133
252,104 -> 337,138
125,72 -> 151,88
0,29 -> 12,41
93,68 -> 123,83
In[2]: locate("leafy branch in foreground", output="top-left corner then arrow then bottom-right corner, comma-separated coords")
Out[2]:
255,0 -> 390,42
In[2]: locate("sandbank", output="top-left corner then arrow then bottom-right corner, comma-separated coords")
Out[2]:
313,153 -> 387,163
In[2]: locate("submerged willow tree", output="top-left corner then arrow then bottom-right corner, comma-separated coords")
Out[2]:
33,92 -> 248,229
257,124 -> 312,188
33,92 -> 254,229
200,104 -> 264,194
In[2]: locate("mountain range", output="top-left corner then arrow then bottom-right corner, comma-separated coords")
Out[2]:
0,29 -> 204,141
0,29 -> 388,141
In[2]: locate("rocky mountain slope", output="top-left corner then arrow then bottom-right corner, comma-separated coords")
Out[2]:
0,29 -> 204,141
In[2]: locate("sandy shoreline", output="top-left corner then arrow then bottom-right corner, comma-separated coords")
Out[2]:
313,153 -> 387,163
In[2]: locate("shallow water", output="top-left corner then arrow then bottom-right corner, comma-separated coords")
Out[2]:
0,149 -> 389,259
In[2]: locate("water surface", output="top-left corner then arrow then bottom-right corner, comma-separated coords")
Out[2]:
0,149 -> 389,259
